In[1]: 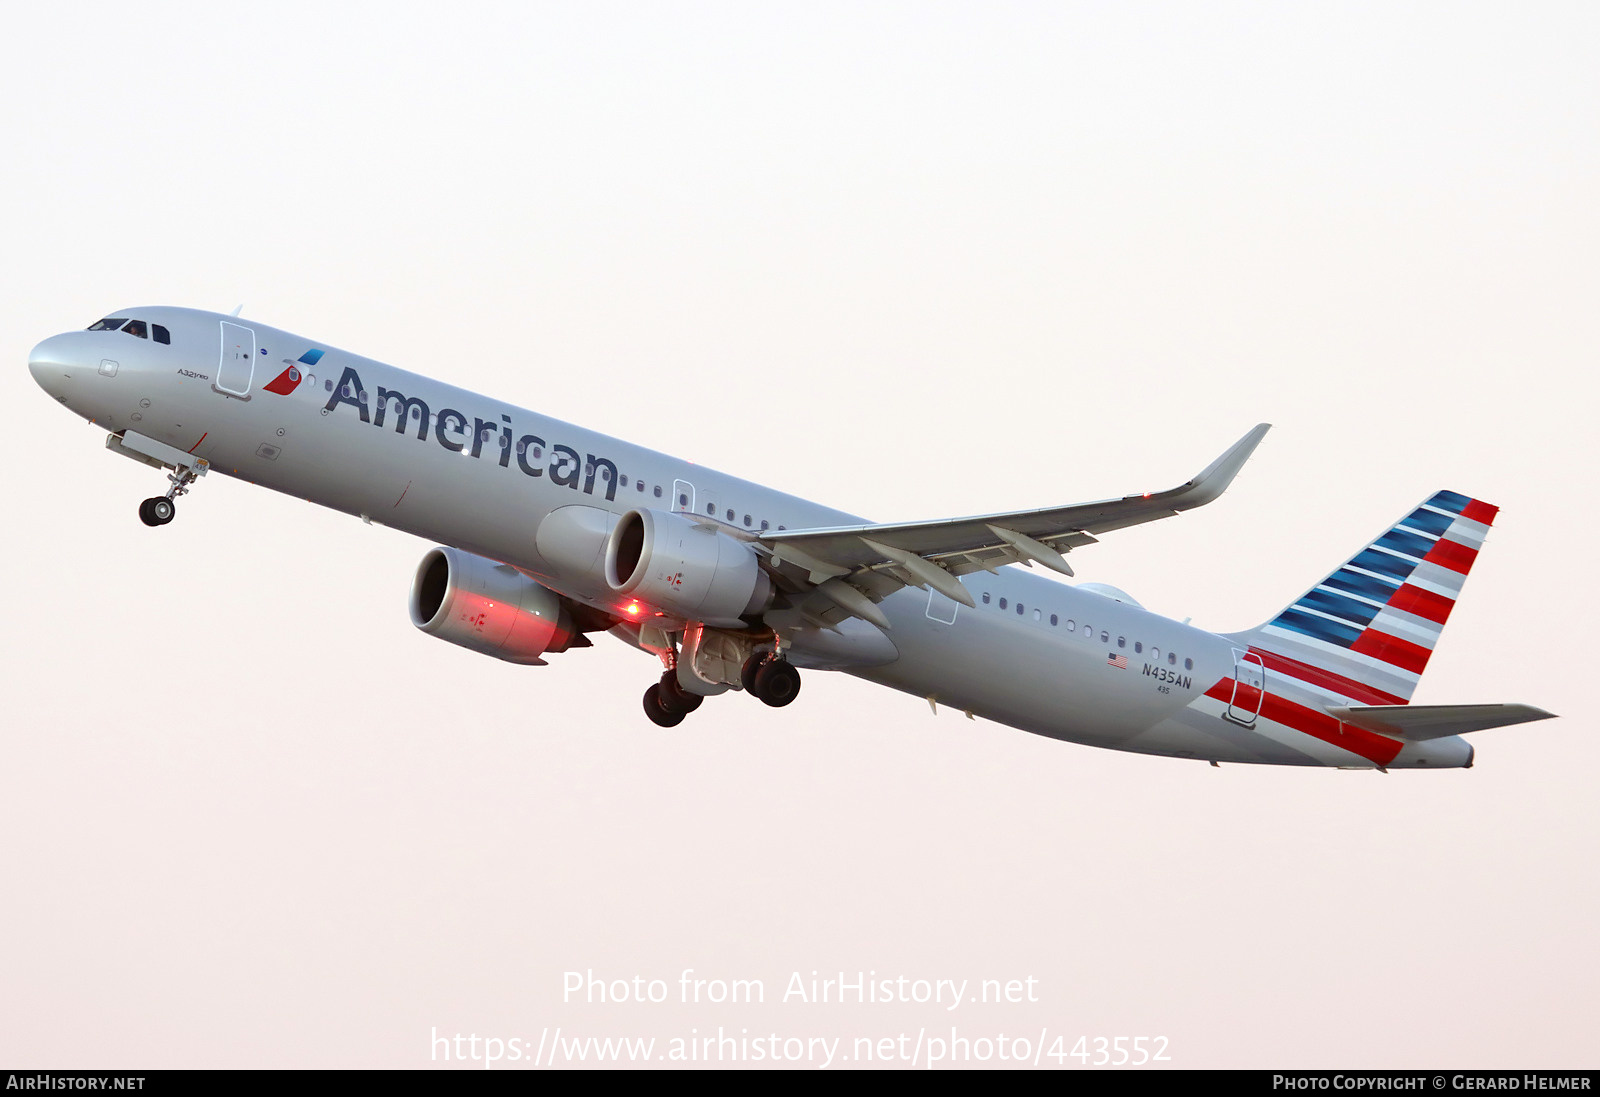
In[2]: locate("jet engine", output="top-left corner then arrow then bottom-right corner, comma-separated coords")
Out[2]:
409,546 -> 585,664
604,508 -> 772,627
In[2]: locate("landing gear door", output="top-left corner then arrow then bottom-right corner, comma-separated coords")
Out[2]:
215,321 -> 255,399
671,479 -> 695,514
1226,649 -> 1266,726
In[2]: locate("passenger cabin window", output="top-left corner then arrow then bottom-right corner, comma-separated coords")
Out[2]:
152,324 -> 170,344
982,593 -> 991,604
87,318 -> 128,331
1168,652 -> 1177,665
998,598 -> 1007,610
123,320 -> 148,339
1184,658 -> 1193,670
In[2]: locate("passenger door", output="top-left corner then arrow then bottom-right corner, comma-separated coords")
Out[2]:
1225,649 -> 1267,725
215,321 -> 255,399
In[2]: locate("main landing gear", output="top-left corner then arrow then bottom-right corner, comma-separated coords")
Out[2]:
639,653 -> 803,727
138,464 -> 202,528
643,670 -> 704,728
742,652 -> 802,708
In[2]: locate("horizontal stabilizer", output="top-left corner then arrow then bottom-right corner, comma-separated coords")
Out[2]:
1328,703 -> 1557,742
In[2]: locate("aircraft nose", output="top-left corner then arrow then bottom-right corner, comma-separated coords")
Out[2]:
28,334 -> 76,398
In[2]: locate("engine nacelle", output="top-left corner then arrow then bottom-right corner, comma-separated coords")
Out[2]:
409,547 -> 582,665
604,508 -> 771,627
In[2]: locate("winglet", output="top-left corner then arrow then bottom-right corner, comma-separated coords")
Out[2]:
1163,423 -> 1271,511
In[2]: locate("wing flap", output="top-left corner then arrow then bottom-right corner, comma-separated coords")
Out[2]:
1329,703 -> 1557,741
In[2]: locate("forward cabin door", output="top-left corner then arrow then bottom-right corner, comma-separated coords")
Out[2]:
215,321 -> 255,398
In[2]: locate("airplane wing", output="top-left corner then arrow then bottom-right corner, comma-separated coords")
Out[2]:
1329,703 -> 1557,742
756,423 -> 1271,629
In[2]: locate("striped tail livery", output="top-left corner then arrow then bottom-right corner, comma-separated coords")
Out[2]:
1223,490 -> 1552,768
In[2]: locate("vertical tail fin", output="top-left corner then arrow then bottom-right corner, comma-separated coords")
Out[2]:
1230,490 -> 1498,704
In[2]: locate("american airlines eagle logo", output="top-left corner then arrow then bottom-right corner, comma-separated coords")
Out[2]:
262,365 -> 303,396
264,350 -> 322,397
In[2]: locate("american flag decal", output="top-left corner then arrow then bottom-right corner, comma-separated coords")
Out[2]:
1107,653 -> 1129,670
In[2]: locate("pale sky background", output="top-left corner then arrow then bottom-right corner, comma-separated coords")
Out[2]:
1,0 -> 1596,1070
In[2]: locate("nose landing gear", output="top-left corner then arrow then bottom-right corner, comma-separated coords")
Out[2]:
137,497 -> 176,526
106,431 -> 209,529
137,463 -> 202,527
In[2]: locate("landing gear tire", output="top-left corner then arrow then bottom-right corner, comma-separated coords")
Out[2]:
752,658 -> 802,708
643,684 -> 686,727
139,497 -> 175,526
740,652 -> 766,694
659,671 -> 703,713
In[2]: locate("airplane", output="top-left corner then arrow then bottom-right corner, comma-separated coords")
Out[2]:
27,306 -> 1555,769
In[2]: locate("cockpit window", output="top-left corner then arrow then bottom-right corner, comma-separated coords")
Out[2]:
87,318 -> 128,331
123,320 -> 148,339
152,324 -> 171,345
